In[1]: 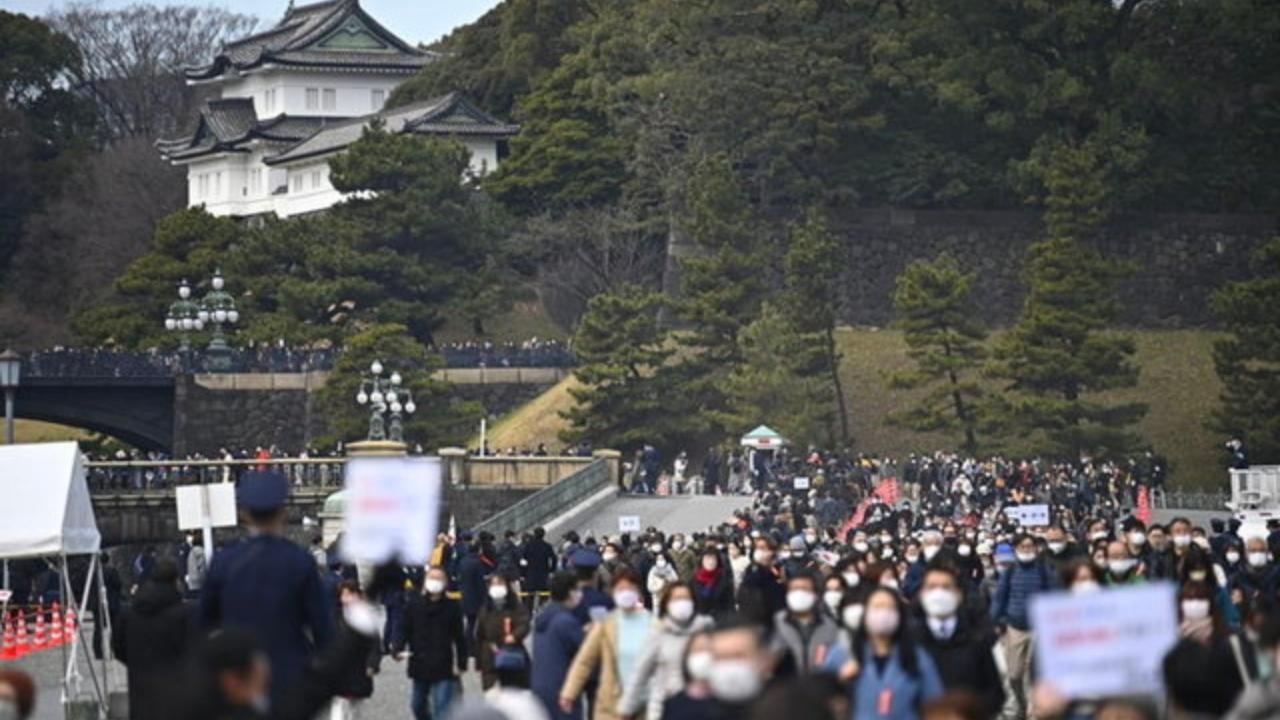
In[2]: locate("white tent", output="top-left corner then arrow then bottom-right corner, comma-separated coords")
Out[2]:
0,442 -> 111,718
0,442 -> 101,558
740,425 -> 788,450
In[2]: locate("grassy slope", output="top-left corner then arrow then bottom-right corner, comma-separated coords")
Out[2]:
13,420 -> 94,444
487,329 -> 1227,488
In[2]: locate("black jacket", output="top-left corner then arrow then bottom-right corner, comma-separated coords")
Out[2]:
913,612 -> 1005,717
397,593 -> 467,682
736,564 -> 786,626
333,617 -> 380,699
113,582 -> 196,720
521,539 -> 557,592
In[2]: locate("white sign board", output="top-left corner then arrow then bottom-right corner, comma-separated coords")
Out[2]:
1031,583 -> 1178,699
1005,504 -> 1050,527
793,477 -> 811,490
176,484 -> 238,531
341,456 -> 443,565
618,516 -> 642,533
0,590 -> 11,603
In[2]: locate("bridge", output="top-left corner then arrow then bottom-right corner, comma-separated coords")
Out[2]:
13,349 -> 572,453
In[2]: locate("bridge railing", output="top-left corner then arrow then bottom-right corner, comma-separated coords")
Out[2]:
473,457 -> 614,536
84,457 -> 346,492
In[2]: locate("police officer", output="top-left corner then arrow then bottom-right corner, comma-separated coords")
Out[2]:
200,470 -> 333,705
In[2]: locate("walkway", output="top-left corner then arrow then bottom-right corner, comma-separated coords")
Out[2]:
556,494 -> 752,537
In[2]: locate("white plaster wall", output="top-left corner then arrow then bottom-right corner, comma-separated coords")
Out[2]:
220,69 -> 404,118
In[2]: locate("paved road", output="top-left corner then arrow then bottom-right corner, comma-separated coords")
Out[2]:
558,494 -> 753,538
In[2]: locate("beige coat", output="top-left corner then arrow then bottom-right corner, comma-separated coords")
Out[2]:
560,613 -> 645,720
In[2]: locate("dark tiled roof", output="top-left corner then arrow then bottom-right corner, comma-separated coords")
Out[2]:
156,101 -> 334,162
185,0 -> 431,81
264,92 -> 519,166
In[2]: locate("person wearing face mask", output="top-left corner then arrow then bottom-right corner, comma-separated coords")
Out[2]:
1175,580 -> 1249,706
1144,524 -> 1176,581
1234,537 -> 1278,606
668,536 -> 697,582
989,534 -> 1054,720
655,632 -> 717,720
476,575 -> 532,690
1041,525 -> 1079,573
704,621 -> 773,714
648,553 -> 680,609
618,583 -> 714,720
1180,546 -> 1241,630
397,566 -> 467,720
560,570 -> 654,720
1123,519 -> 1152,570
822,576 -> 849,619
692,550 -> 735,620
781,536 -> 812,579
1060,558 -> 1104,594
532,573 -> 587,720
0,670 -> 34,720
912,565 -> 1004,718
112,557 -> 196,720
904,534 -> 941,600
1104,541 -> 1146,586
1225,613 -> 1280,720
737,538 -> 787,625
823,586 -> 943,720
770,574 -> 840,678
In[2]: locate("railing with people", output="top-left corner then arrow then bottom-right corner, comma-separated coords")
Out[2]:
85,457 -> 347,492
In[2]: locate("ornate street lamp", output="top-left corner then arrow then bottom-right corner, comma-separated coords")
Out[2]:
164,279 -> 203,353
200,269 -> 239,372
0,349 -> 20,445
355,360 -> 417,442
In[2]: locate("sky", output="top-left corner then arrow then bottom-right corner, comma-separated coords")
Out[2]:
0,0 -> 503,46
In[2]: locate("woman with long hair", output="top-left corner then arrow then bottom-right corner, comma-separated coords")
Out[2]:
475,573 -> 531,690
823,586 -> 943,720
619,583 -> 715,720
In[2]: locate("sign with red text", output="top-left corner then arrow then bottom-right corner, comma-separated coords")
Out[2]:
341,456 -> 442,564
1030,583 -> 1178,699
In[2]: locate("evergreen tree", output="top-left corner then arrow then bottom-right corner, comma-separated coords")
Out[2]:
73,207 -> 240,347
1209,238 -> 1280,461
990,141 -> 1147,459
887,253 -> 988,453
781,207 -> 849,443
718,302 -> 834,448
314,324 -> 478,449
561,286 -> 691,451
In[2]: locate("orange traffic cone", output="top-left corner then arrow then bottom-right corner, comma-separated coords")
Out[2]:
49,607 -> 63,648
33,607 -> 46,650
64,605 -> 77,638
14,612 -> 29,659
1,617 -> 14,660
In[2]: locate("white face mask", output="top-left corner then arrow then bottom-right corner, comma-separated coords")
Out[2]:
703,558 -> 718,571
424,578 -> 446,595
1109,558 -> 1136,575
752,550 -> 772,565
905,553 -> 920,564
865,607 -> 900,636
853,541 -> 869,552
842,604 -> 864,630
1227,551 -> 1241,564
1248,552 -> 1270,568
1181,599 -> 1211,621
880,577 -> 899,590
841,571 -> 860,587
1016,550 -> 1037,564
707,659 -> 762,702
1090,531 -> 1108,542
823,590 -> 844,612
920,588 -> 959,619
656,557 -> 669,568
1129,532 -> 1147,547
1047,542 -> 1066,554
958,545 -> 972,557
667,599 -> 695,623
779,550 -> 793,561
786,590 -> 816,614
686,651 -> 714,681
1173,535 -> 1192,548
923,546 -> 940,561
672,541 -> 685,551
1072,580 -> 1100,594
603,552 -> 618,563
488,585 -> 508,601
650,544 -> 663,554
614,589 -> 640,609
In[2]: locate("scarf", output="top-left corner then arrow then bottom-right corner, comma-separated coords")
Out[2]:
694,565 -> 722,590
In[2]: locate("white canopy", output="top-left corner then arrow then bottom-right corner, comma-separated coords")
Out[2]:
0,441 -> 101,558
740,424 -> 788,449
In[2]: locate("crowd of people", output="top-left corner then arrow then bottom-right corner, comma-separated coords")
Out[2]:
22,338 -> 574,379
11,443 -> 1267,720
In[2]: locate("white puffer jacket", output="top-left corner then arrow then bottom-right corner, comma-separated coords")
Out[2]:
617,614 -> 715,720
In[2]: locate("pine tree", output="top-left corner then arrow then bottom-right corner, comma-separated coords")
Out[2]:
781,207 -> 849,443
561,286 -> 692,451
718,302 -> 835,448
887,253 -> 988,453
1209,237 -> 1280,461
991,140 -> 1147,459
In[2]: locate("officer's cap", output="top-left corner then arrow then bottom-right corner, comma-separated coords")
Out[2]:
569,548 -> 601,570
237,470 -> 289,512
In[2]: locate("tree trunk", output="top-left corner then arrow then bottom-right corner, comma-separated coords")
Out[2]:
826,326 -> 851,444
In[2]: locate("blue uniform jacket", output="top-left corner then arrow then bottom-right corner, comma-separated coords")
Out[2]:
531,602 -> 585,720
823,640 -> 944,720
200,535 -> 334,692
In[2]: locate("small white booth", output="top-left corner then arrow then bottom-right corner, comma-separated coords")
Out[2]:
739,425 -> 788,451
0,442 -> 112,718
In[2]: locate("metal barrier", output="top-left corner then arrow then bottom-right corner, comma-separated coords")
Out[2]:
474,458 -> 614,536
84,457 -> 346,492
1162,490 -> 1231,511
